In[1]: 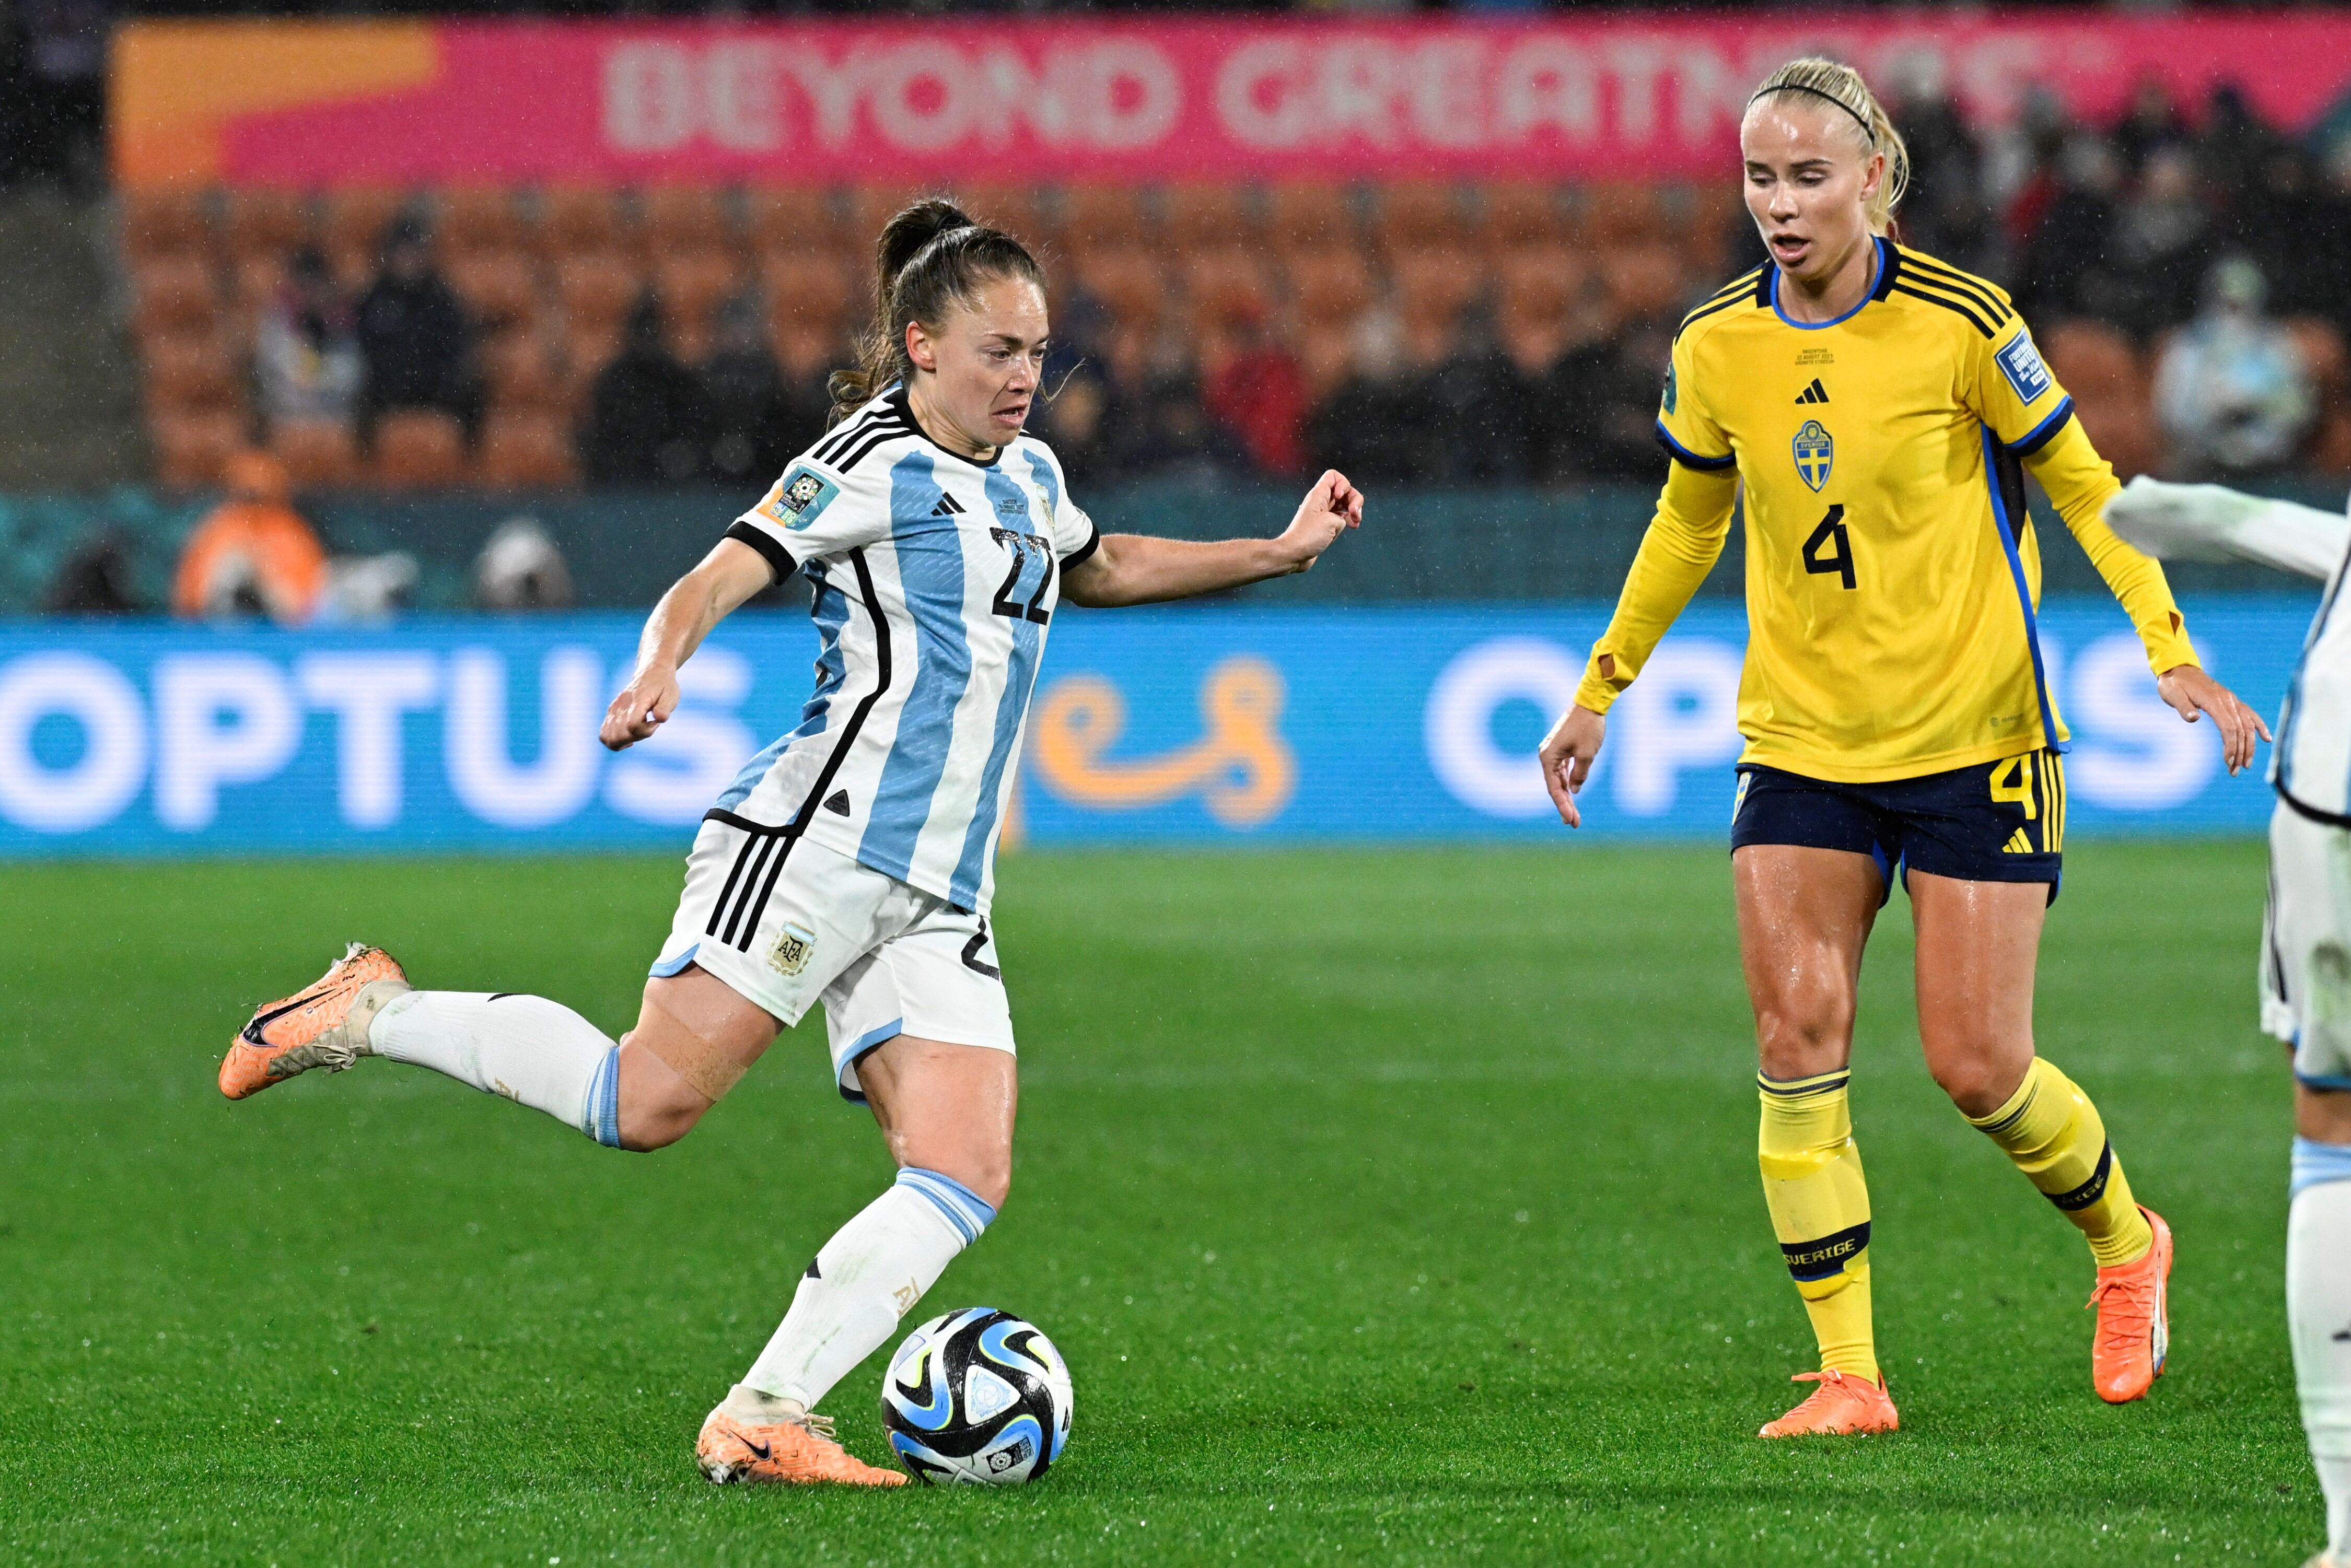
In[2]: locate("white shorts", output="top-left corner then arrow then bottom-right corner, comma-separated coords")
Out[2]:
2265,800 -> 2351,1089
650,817 -> 1014,1103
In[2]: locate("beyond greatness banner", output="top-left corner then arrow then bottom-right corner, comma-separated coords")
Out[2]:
114,14 -> 2351,189
0,598 -> 2311,858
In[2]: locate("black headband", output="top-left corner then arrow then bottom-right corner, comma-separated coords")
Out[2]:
1751,81 -> 1877,144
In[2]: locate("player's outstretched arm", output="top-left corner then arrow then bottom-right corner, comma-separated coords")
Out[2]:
1538,704 -> 1605,829
1060,470 -> 1364,609
2105,475 -> 2349,582
601,537 -> 776,752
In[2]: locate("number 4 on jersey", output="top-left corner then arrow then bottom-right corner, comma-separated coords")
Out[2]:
1803,505 -> 1855,590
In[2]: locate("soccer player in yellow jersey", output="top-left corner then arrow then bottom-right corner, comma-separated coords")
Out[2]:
1538,57 -> 2272,1439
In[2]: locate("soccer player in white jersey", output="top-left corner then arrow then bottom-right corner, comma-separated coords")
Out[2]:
2106,474 -> 2348,1568
218,199 -> 1365,1486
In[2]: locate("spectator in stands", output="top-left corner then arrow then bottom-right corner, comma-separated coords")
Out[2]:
473,517 -> 575,611
355,219 -> 479,449
1495,305 -> 1573,482
2193,84 -> 2287,212
2113,76 -> 2189,180
1309,310 -> 1433,484
1104,333 -> 1219,481
1545,312 -> 1676,482
2108,146 -> 2213,339
1034,362 -> 1119,485
2236,146 -> 2327,319
172,451 -> 327,622
2001,85 -> 2074,252
1204,306 -> 1309,477
1414,311 -> 1521,484
1881,52 -> 1981,258
2153,255 -> 2314,477
255,247 -> 364,434
2015,135 -> 2122,324
701,294 -> 809,490
582,294 -> 713,487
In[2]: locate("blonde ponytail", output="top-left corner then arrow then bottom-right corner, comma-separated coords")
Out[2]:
1749,57 -> 1911,236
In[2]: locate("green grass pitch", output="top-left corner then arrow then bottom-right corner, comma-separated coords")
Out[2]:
0,840 -> 2318,1564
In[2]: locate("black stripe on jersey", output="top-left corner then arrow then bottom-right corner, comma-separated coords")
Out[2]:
1902,253 -> 2012,323
1899,267 -> 2012,332
1062,521 -> 1101,572
704,820 -> 774,940
1891,282 -> 1995,338
812,405 -> 895,466
1654,420 -> 1736,471
832,418 -> 918,474
1692,267 -> 1765,311
725,519 -> 797,584
720,834 -> 783,946
2005,396 -> 2076,458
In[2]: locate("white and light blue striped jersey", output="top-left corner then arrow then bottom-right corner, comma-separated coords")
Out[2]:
2274,492 -> 2351,826
714,385 -> 1099,914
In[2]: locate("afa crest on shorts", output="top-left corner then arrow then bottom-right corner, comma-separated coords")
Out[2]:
762,465 -> 840,531
1793,419 -> 1834,492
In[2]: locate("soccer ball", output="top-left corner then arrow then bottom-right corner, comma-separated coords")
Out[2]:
879,1307 -> 1073,1484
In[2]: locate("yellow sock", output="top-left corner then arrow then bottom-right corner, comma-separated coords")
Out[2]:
1758,1070 -> 1879,1383
1965,1057 -> 2153,1269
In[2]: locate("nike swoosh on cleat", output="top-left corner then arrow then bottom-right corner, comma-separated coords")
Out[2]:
739,1434 -> 772,1460
2334,1326 -> 2350,1342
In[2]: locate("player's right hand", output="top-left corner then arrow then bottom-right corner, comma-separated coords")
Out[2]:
1539,705 -> 1606,829
601,665 -> 681,752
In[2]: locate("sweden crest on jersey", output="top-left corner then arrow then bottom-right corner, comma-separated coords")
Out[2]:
1792,419 -> 1833,492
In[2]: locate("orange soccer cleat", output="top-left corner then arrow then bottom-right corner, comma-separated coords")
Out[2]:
1758,1369 -> 1900,1438
219,943 -> 409,1101
2089,1205 -> 2173,1403
696,1410 -> 906,1487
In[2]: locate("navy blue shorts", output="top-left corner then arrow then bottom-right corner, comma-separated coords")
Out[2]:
1730,748 -> 2066,905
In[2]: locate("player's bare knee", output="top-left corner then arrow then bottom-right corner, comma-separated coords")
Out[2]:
1754,985 -> 1855,1076
1927,1051 -> 2016,1119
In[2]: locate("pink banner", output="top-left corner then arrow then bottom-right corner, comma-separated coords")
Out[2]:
114,14 -> 2351,189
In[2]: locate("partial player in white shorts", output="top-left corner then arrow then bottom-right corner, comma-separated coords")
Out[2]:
650,816 -> 1015,1103
2266,802 -> 2351,1091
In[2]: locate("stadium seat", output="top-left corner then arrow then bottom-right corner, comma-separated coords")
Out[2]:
762,250 -> 854,333
1584,182 -> 1667,247
1496,248 -> 1588,327
322,188 -> 406,283
481,331 -> 565,416
131,252 -> 222,339
232,250 -> 288,341
121,189 -> 213,265
1165,184 -> 1255,253
1265,183 -> 1355,258
566,324 -> 623,406
640,185 -> 731,256
1476,182 -> 1566,250
654,248 -> 746,359
371,409 -> 468,488
556,252 -> 644,335
270,418 -> 361,488
2042,320 -> 2155,479
1391,247 -> 1484,335
141,330 -> 241,417
1069,248 -> 1168,336
541,186 -> 627,258
748,186 -> 840,258
1374,182 -> 1462,259
2287,316 -> 2348,401
437,186 -> 528,257
959,183 -> 1042,246
1057,185 -> 1145,248
1287,249 -> 1375,335
851,185 -> 936,249
2312,411 -> 2351,476
1675,181 -> 1751,276
150,407 -> 248,490
224,189 -> 312,267
477,409 -> 578,489
1183,249 -> 1274,338
445,250 -> 543,333
1598,240 -> 1686,321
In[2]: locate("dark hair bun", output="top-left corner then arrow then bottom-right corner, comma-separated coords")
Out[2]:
880,198 -> 976,290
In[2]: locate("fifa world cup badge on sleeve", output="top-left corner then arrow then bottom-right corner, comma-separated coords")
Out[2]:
763,466 -> 841,531
1793,419 -> 1834,492
1996,331 -> 2053,403
769,921 -> 817,978
1661,361 -> 1679,415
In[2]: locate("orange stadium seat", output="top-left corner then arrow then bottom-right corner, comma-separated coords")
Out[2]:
1165,184 -> 1255,253
230,250 -> 288,344
556,252 -> 644,336
1069,248 -> 1167,335
851,185 -> 935,250
1057,185 -> 1145,249
1477,183 -> 1566,251
481,332 -> 566,416
1391,246 -> 1484,335
2041,319 -> 2154,479
1266,183 -> 1355,258
541,186 -> 627,258
323,188 -> 406,284
478,410 -> 579,489
131,252 -> 222,339
438,186 -> 528,257
151,407 -> 248,490
1677,181 -> 1751,277
141,331 -> 241,417
122,189 -> 213,264
2288,317 -> 2348,403
1287,249 -> 1375,335
566,325 -> 623,405
763,250 -> 854,329
642,185 -> 731,256
371,410 -> 468,488
1183,250 -> 1273,336
958,183 -> 1042,247
749,187 -> 840,257
1598,239 -> 1685,322
270,418 -> 361,488
654,248 -> 744,360
446,250 -> 543,333
224,189 -> 311,266
1584,182 -> 1667,247
1374,182 -> 1461,258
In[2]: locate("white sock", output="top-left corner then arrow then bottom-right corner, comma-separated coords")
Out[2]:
742,1167 -> 997,1410
368,991 -> 622,1146
2289,1144 -> 2351,1558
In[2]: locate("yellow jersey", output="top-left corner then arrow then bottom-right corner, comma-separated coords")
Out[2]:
1573,238 -> 2197,783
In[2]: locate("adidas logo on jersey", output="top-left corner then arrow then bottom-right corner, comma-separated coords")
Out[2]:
2003,828 -> 2035,853
1795,379 -> 1830,404
929,493 -> 966,518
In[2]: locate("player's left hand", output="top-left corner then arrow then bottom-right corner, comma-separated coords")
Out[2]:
1274,470 -> 1364,574
2155,663 -> 2272,775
